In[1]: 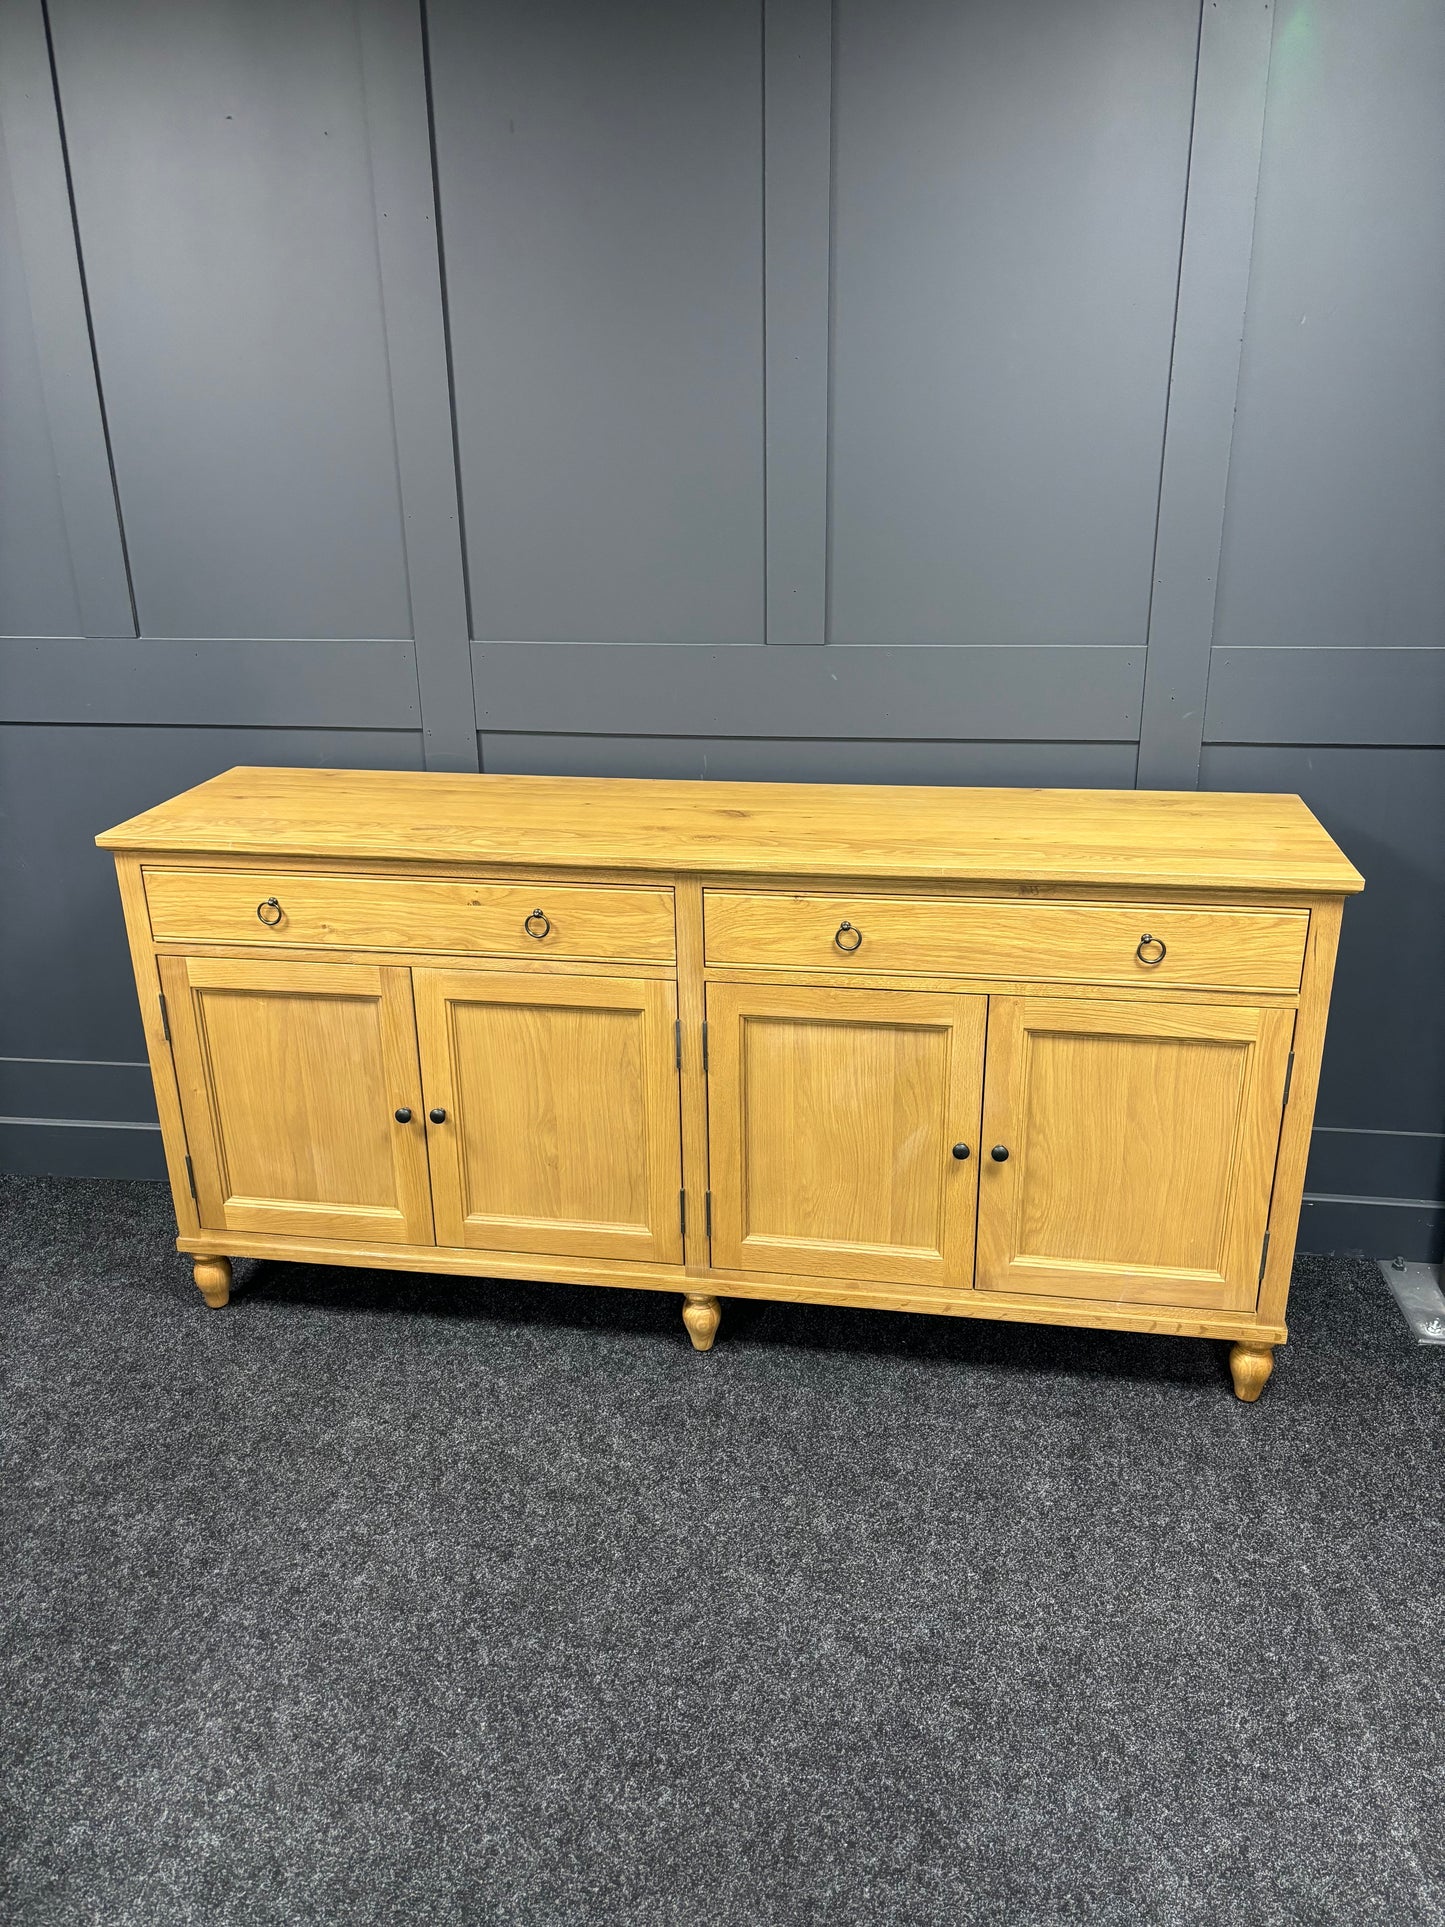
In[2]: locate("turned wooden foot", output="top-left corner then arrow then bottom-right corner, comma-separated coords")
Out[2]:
682,1292 -> 721,1352
193,1256 -> 232,1309
1228,1340 -> 1274,1402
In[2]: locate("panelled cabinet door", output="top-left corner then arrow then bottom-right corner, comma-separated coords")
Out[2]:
976,997 -> 1293,1312
159,955 -> 434,1244
413,971 -> 683,1264
706,981 -> 985,1288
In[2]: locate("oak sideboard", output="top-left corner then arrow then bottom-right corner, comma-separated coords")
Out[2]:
98,769 -> 1362,1400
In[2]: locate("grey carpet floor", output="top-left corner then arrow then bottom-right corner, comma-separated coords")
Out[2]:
2,1175 -> 1442,1927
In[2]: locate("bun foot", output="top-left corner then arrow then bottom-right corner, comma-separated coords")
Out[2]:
193,1256 -> 232,1309
682,1292 -> 721,1352
1228,1340 -> 1274,1402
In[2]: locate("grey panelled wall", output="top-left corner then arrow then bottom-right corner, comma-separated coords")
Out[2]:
1199,0 -> 1445,1260
0,0 -> 1440,1259
428,0 -> 767,645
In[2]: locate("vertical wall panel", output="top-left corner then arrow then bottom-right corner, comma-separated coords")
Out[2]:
429,0 -> 765,645
46,0 -> 413,640
1135,0 -> 1273,789
763,0 -> 832,644
828,0 -> 1198,648
1212,0 -> 1445,653
0,0 -> 133,637
0,131 -> 80,637
356,0 -> 477,769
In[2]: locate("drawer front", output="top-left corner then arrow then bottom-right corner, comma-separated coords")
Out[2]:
146,869 -> 675,962
703,892 -> 1308,992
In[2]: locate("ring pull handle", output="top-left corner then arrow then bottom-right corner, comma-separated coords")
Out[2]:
834,920 -> 863,953
1135,932 -> 1167,966
256,896 -> 283,927
524,908 -> 551,941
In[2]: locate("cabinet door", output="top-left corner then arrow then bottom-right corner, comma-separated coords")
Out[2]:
160,955 -> 434,1244
706,982 -> 985,1287
413,971 -> 683,1264
976,996 -> 1293,1312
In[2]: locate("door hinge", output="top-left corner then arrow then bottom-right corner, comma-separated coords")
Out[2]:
1258,1230 -> 1271,1285
674,1018 -> 682,1071
705,1191 -> 712,1237
1282,1051 -> 1295,1106
158,992 -> 170,1043
184,1154 -> 197,1201
679,1189 -> 686,1237
702,1021 -> 709,1073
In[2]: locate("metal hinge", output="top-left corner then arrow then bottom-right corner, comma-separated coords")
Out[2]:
705,1191 -> 712,1237
1282,1051 -> 1295,1106
702,1021 -> 709,1073
184,1154 -> 197,1201
679,1189 -> 686,1237
674,1019 -> 682,1071
1258,1231 -> 1271,1285
158,992 -> 171,1043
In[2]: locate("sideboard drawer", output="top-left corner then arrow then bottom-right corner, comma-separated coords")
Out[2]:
145,869 -> 676,961
703,891 -> 1308,992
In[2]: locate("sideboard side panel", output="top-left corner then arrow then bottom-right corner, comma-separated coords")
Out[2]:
1258,898 -> 1344,1326
114,854 -> 199,1236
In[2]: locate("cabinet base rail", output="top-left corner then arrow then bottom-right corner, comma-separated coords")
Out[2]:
183,1235 -> 1285,1394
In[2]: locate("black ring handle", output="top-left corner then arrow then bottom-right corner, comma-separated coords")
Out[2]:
429,1107 -> 447,1124
524,909 -> 551,941
952,1143 -> 971,1161
256,896 -> 283,926
834,920 -> 863,952
991,1145 -> 1010,1162
1136,932 -> 1167,966
394,1108 -> 412,1124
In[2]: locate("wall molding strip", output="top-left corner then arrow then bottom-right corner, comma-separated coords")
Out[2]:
0,636 -> 421,728
0,0 -> 135,638
357,0 -> 477,771
763,0 -> 832,645
474,641 -> 1142,740
1203,647 -> 1445,747
1136,0 -> 1275,789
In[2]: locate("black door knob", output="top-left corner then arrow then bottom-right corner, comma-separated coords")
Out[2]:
951,1143 -> 970,1160
429,1107 -> 447,1124
991,1144 -> 1010,1161
394,1107 -> 412,1124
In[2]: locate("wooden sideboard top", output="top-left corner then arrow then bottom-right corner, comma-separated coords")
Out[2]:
97,766 -> 1364,894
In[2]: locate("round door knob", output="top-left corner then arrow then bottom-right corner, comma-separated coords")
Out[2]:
428,1107 -> 447,1124
394,1107 -> 412,1124
951,1143 -> 971,1160
991,1144 -> 1010,1162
